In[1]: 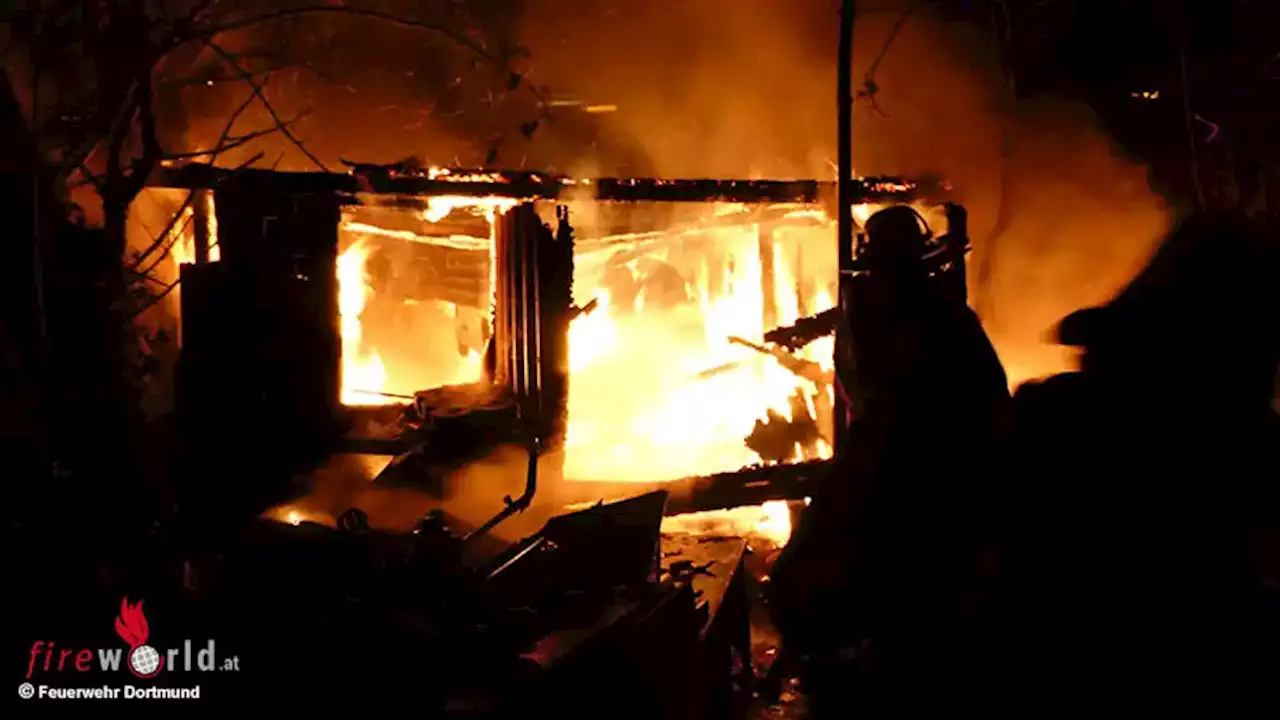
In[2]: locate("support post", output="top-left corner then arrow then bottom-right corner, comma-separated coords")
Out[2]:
192,189 -> 211,264
834,0 -> 856,442
491,203 -> 573,448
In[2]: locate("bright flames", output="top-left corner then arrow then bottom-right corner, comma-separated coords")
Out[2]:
334,198 -> 847,547
337,195 -> 508,404
564,220 -> 838,482
167,192 -> 222,267
337,238 -> 390,405
661,499 -> 802,547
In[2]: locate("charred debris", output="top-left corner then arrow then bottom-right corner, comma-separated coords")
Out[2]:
155,159 -> 958,713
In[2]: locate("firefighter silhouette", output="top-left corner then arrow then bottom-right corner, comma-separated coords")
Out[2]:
768,204 -> 1009,716
998,212 -> 1280,711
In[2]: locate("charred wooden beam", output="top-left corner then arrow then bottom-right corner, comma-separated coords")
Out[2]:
559,460 -> 828,516
150,164 -> 942,205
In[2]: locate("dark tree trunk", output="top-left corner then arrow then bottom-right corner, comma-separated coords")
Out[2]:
1,56 -> 161,546
0,67 -> 50,494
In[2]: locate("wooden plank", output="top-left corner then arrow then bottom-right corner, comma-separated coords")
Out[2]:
560,460 -> 826,515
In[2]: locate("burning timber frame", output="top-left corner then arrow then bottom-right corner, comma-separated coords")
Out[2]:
153,164 -> 942,205
154,163 -> 944,523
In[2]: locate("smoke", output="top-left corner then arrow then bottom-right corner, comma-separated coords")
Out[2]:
513,0 -> 1172,384
178,1 -> 1173,383
180,1 -> 1182,533
279,443 -> 570,544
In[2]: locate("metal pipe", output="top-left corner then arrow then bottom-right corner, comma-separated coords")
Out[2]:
486,535 -> 547,581
463,436 -> 540,545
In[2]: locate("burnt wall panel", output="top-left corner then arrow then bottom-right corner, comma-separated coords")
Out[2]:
178,182 -> 343,530
178,259 -> 342,527
211,180 -> 342,423
491,204 -> 573,447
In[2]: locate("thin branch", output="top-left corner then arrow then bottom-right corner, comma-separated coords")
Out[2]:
863,2 -> 922,84
129,78 -> 262,270
54,81 -> 139,186
128,269 -> 170,288
161,110 -> 309,160
135,211 -> 194,278
212,76 -> 261,141
28,2 -> 212,188
174,5 -> 550,103
856,0 -> 925,118
130,190 -> 199,271
68,164 -> 105,191
128,151 -> 263,296
204,40 -> 327,170
175,7 -> 498,66
132,278 -> 181,319
161,64 -> 286,86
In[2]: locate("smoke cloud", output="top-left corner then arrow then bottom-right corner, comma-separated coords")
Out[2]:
512,0 -> 1172,383
176,0 -> 1172,383
172,1 -> 1180,532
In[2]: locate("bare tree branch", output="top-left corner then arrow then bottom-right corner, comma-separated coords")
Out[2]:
863,2 -> 923,83
129,81 -> 265,271
68,164 -> 105,191
45,1 -> 545,193
161,63 -> 290,86
54,81 -> 139,186
128,269 -> 171,288
119,65 -> 165,207
131,79 -> 263,269
856,0 -> 926,118
132,101 -> 304,274
132,278 -> 181,318
175,5 -> 549,103
136,211 -> 196,279
211,75 -> 262,141
128,151 -> 264,299
162,109 -> 309,160
174,6 -> 498,66
204,39 -> 328,170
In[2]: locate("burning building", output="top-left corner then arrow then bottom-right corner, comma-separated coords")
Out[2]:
143,160 -> 951,546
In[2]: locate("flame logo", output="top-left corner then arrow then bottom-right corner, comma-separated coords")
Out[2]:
114,598 -> 150,648
115,597 -> 164,678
